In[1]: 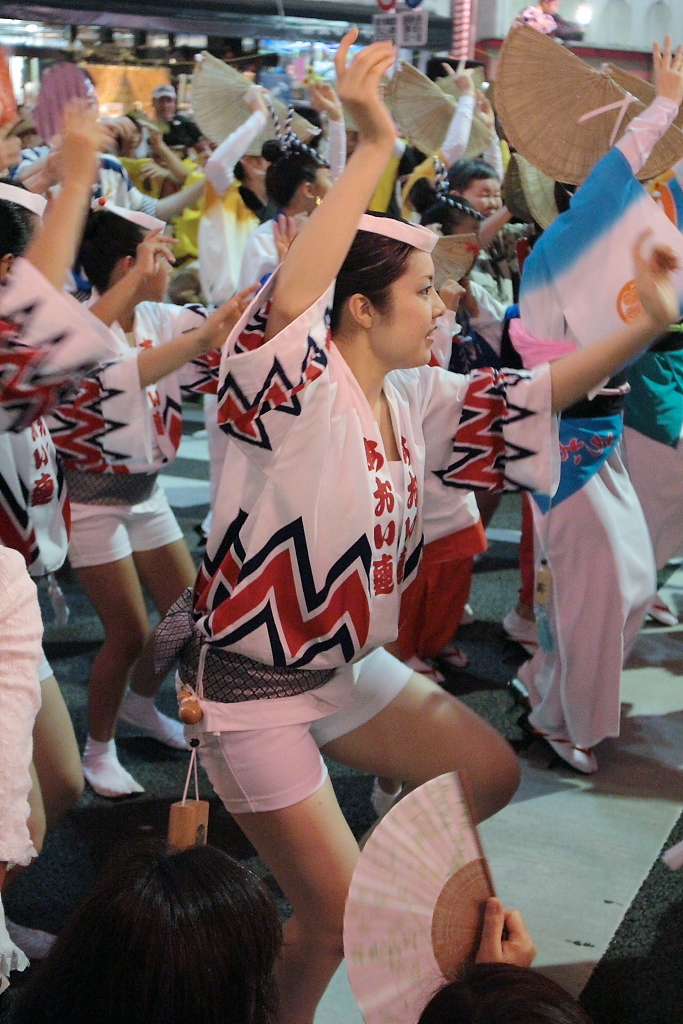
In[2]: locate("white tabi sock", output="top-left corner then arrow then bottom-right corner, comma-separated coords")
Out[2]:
82,736 -> 144,798
119,689 -> 189,750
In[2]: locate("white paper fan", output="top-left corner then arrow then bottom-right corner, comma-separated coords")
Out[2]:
192,52 -> 319,156
344,773 -> 494,1024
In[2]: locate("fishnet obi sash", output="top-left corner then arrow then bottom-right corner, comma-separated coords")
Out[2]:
154,588 -> 336,703
65,469 -> 158,506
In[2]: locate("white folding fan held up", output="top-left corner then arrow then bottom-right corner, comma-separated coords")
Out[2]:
344,772 -> 495,1024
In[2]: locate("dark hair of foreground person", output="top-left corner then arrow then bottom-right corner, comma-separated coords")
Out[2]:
418,963 -> 595,1024
12,841 -> 282,1024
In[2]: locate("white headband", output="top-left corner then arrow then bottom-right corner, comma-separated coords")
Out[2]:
0,183 -> 47,218
358,214 -> 438,253
91,197 -> 166,233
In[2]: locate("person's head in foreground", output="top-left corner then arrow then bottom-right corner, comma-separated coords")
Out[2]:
417,897 -> 594,1024
13,841 -> 282,1024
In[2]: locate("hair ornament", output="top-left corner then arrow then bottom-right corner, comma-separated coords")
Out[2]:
265,95 -> 330,168
433,157 -> 486,222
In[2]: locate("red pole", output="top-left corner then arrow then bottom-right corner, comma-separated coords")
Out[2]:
451,0 -> 475,59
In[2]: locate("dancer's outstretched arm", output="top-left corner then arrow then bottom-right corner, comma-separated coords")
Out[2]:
549,233 -> 679,412
265,29 -> 396,341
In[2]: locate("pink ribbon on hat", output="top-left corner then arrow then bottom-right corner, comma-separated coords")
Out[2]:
577,92 -> 638,148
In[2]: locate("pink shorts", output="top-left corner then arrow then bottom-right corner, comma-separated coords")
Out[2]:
68,483 -> 183,569
197,647 -> 413,814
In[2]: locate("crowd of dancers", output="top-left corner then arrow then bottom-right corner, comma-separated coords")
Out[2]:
1,17 -> 683,1024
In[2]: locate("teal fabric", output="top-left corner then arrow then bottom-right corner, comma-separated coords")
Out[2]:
624,350 -> 683,448
533,414 -> 622,513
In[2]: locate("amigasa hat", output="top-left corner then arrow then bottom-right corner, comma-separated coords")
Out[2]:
495,24 -> 683,186
504,152 -> 560,230
388,61 -> 493,160
191,52 -> 319,158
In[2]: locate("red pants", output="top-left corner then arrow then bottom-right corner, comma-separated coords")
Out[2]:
394,521 -> 486,661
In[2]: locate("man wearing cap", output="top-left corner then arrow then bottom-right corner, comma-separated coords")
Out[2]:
152,83 -> 202,152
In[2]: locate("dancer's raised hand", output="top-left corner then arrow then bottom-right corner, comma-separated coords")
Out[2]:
442,60 -> 476,99
633,229 -> 680,332
654,36 -> 683,106
335,28 -> 396,148
309,82 -> 343,123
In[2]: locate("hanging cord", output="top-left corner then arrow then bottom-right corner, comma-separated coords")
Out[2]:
178,642 -> 208,806
181,741 -> 201,805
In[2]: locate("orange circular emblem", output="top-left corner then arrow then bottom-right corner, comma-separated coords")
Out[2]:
617,279 -> 644,324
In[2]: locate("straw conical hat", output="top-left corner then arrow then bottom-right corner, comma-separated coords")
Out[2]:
506,152 -> 559,229
503,154 -> 533,223
495,24 -> 683,185
192,52 -> 319,157
388,62 -> 493,159
606,63 -> 683,133
431,232 -> 481,289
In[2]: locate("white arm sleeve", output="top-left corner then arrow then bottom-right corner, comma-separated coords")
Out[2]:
441,95 -> 476,167
205,111 -> 268,196
469,281 -> 507,356
616,96 -> 679,175
482,132 -> 504,181
326,118 -> 347,182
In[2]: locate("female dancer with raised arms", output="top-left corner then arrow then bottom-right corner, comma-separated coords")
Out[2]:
157,31 -> 680,1024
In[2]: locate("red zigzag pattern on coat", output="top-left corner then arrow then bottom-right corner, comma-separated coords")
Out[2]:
198,521 -> 372,665
439,369 -> 510,491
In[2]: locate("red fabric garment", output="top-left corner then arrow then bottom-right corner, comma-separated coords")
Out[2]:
394,521 -> 486,661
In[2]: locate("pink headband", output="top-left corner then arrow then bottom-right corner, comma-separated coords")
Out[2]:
91,196 -> 166,233
358,214 -> 438,253
0,183 -> 47,218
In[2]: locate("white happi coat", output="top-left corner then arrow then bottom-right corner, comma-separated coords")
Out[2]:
0,259 -> 115,573
47,301 -> 219,476
194,273 -> 558,672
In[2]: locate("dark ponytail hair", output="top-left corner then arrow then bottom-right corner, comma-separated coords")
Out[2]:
408,178 -> 482,236
0,179 -> 35,259
262,140 -> 324,209
418,964 -> 595,1024
330,214 -> 415,333
78,208 -> 145,294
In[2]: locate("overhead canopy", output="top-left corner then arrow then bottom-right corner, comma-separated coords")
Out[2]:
0,1 -> 453,47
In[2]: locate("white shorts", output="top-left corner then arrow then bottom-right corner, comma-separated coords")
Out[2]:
198,647 -> 414,814
39,652 -> 53,684
68,483 -> 183,569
